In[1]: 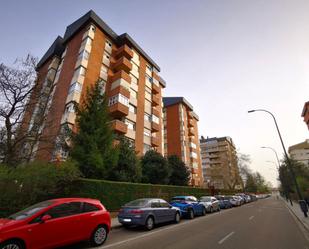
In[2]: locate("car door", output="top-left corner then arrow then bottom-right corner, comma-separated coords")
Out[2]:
150,200 -> 164,224
159,200 -> 174,222
28,202 -> 83,249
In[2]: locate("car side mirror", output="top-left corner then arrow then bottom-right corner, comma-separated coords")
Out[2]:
169,205 -> 173,208
40,214 -> 51,223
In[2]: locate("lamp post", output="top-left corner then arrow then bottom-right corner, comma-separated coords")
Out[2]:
248,109 -> 307,216
261,146 -> 280,169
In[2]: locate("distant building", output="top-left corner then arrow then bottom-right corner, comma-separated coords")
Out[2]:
301,101 -> 309,130
163,97 -> 203,187
288,139 -> 309,166
199,136 -> 242,190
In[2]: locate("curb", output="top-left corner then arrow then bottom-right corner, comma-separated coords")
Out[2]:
283,200 -> 309,233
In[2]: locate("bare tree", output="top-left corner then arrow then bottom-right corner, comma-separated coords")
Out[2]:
0,55 -> 39,166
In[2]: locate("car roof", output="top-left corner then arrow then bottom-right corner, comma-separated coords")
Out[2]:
48,198 -> 101,205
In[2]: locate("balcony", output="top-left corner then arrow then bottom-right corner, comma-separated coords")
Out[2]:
152,95 -> 160,106
151,122 -> 160,132
115,44 -> 133,60
113,57 -> 132,73
152,83 -> 160,94
152,107 -> 160,117
109,86 -> 130,99
111,70 -> 131,84
111,119 -> 127,134
109,103 -> 129,118
151,136 -> 160,147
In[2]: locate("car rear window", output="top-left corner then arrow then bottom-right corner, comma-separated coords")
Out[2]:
124,199 -> 149,207
83,202 -> 100,212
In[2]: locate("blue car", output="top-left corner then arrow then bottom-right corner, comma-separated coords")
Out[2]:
170,196 -> 206,219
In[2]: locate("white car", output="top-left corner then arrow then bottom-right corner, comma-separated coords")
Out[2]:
227,196 -> 241,206
199,196 -> 220,213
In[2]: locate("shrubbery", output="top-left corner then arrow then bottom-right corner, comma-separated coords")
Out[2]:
0,160 -> 81,217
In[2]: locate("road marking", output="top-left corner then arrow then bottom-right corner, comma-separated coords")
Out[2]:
218,231 -> 235,244
249,215 -> 254,220
101,209 -> 235,248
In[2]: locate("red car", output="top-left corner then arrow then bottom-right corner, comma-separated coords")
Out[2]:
0,198 -> 111,249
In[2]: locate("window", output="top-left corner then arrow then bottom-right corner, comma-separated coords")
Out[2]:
80,37 -> 92,48
145,74 -> 153,83
146,64 -> 153,72
144,128 -> 151,137
74,66 -> 86,76
131,63 -> 139,72
69,82 -> 82,93
108,94 -> 129,107
130,74 -> 138,85
105,39 -> 112,48
152,115 -> 159,124
159,200 -> 170,208
65,103 -> 75,113
103,51 -> 110,65
143,144 -> 151,154
46,202 -> 82,219
77,50 -> 90,61
100,64 -> 108,80
125,119 -> 136,131
144,113 -> 152,122
129,104 -> 137,114
83,202 -> 100,213
87,25 -> 96,32
130,88 -> 138,99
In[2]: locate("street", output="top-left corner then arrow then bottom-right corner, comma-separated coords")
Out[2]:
65,197 -> 309,249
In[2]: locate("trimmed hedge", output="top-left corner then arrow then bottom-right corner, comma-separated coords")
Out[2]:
67,179 -> 237,211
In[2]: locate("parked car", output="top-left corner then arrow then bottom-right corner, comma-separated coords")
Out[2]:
234,195 -> 244,205
226,196 -> 241,207
0,198 -> 111,249
170,196 -> 206,219
216,195 -> 233,209
199,196 -> 220,213
118,198 -> 181,230
249,194 -> 257,201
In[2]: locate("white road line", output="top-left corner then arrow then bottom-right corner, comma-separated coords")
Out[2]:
249,215 -> 254,220
101,210 -> 232,248
218,231 -> 235,244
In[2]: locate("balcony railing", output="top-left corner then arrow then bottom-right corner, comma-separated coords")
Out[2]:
110,119 -> 127,134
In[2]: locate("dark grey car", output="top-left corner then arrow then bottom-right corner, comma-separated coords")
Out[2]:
118,198 -> 181,230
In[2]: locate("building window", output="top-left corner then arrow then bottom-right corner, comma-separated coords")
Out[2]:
130,74 -> 138,85
145,74 -> 153,83
130,88 -> 138,99
65,103 -> 75,113
129,104 -> 137,114
143,144 -> 151,154
152,115 -> 159,124
144,128 -> 151,137
144,113 -> 152,122
125,119 -> 136,131
77,50 -> 90,61
108,94 -> 129,107
105,39 -> 112,48
146,64 -> 153,72
69,82 -> 82,93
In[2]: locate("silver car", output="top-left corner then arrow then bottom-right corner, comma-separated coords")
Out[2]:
199,196 -> 220,213
118,198 -> 181,230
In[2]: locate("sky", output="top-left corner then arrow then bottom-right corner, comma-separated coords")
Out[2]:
1,0 -> 309,186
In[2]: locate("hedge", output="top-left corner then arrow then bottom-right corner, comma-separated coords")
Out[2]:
67,179 -> 238,211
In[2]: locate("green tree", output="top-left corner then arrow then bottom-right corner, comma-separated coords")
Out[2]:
70,80 -> 118,179
108,136 -> 141,182
141,150 -> 170,184
168,155 -> 190,186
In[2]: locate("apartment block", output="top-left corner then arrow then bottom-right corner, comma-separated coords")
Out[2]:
200,136 -> 242,190
23,10 -> 166,161
288,139 -> 309,166
163,97 -> 203,187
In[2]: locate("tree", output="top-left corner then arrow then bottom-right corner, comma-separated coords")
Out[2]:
70,80 -> 118,179
108,136 -> 141,182
168,155 -> 190,186
0,55 -> 38,166
141,150 -> 170,184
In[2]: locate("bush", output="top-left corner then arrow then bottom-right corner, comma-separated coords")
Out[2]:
67,178 -> 237,211
0,160 -> 81,217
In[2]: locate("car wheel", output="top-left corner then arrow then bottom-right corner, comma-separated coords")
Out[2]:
201,207 -> 206,216
175,212 -> 181,223
90,225 -> 108,247
0,240 -> 24,249
188,209 -> 195,219
145,216 -> 155,230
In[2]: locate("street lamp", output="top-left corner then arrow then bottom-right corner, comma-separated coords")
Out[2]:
261,146 -> 280,169
248,109 -> 306,214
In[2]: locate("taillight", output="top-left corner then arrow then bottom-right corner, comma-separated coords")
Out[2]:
130,209 -> 144,214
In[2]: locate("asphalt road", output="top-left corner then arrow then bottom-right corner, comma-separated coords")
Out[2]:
64,197 -> 309,249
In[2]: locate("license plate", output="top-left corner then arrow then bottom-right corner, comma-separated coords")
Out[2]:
123,218 -> 131,222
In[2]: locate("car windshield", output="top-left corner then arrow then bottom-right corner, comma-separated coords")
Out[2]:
8,200 -> 53,220
124,199 -> 149,207
171,197 -> 186,202
200,197 -> 212,202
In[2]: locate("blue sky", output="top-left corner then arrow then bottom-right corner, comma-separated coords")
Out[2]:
1,0 -> 309,186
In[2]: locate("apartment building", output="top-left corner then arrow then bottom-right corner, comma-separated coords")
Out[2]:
288,139 -> 309,166
200,136 -> 242,190
163,97 -> 203,187
22,10 -> 166,161
302,101 -> 309,130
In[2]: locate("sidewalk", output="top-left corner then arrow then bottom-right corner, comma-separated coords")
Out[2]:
111,217 -> 122,229
283,199 -> 309,232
